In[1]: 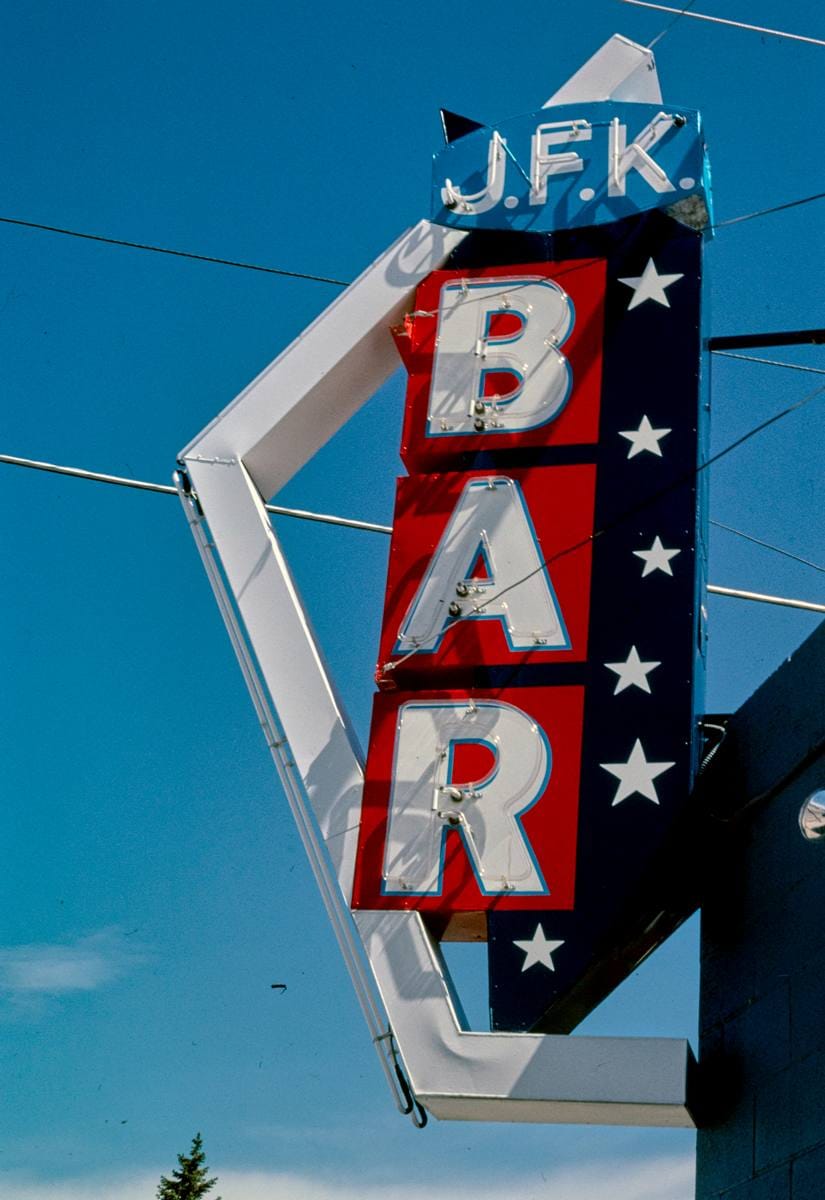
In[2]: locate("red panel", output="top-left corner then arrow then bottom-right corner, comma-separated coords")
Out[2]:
376,465 -> 596,685
351,685 -> 584,913
397,258 -> 606,472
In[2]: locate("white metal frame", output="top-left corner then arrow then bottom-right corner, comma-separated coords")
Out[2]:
178,38 -> 697,1127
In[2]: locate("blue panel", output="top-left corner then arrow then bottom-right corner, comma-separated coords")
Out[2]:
431,101 -> 711,234
475,211 -> 708,1032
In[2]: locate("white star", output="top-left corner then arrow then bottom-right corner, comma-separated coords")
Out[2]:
604,646 -> 661,695
618,415 -> 671,459
633,535 -> 681,577
600,739 -> 675,806
618,258 -> 684,310
513,924 -> 565,973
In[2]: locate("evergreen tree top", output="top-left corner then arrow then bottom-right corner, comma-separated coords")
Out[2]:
156,1132 -> 221,1200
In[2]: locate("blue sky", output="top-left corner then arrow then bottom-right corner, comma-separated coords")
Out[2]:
0,1 -> 822,1196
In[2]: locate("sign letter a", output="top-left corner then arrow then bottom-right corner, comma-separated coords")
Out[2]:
396,475 -> 569,654
382,700 -> 551,895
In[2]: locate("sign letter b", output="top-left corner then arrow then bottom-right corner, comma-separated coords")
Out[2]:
427,276 -> 574,436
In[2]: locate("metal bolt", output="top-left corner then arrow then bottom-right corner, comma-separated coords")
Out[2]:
448,601 -> 462,617
473,418 -> 485,431
455,582 -> 469,597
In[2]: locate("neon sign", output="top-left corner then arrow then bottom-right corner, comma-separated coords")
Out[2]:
179,32 -> 709,1124
432,102 -> 710,232
354,204 -> 708,1034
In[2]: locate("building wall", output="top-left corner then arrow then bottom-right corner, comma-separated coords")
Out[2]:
696,625 -> 825,1199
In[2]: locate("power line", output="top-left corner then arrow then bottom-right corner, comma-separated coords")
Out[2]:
380,377 -> 825,674
701,381 -> 825,472
710,520 -> 825,573
619,0 -> 825,48
647,0 -> 700,49
714,191 -> 825,230
0,215 -> 348,286
0,453 -> 390,534
1,188 -> 824,286
711,352 -> 825,377
4,455 -> 822,572
2,449 -> 821,619
3,203 -> 819,578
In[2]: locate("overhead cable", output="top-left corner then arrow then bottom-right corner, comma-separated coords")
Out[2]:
488,375 -> 825,607
700,381 -> 825,474
380,376 -> 825,673
0,453 -> 390,534
619,0 -> 825,47
0,215 -> 348,286
3,455 -> 822,570
647,0 -> 700,49
2,452 -> 821,615
710,520 -> 825,574
713,191 -> 825,229
1,187 -> 824,286
711,352 -> 825,376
